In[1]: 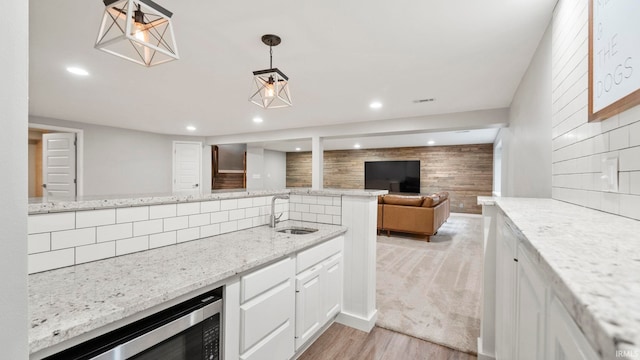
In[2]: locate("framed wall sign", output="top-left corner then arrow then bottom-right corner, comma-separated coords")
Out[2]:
589,0 -> 640,122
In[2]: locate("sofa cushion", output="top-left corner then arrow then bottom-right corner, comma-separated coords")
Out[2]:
422,194 -> 441,207
382,195 -> 424,207
378,195 -> 385,204
437,191 -> 449,200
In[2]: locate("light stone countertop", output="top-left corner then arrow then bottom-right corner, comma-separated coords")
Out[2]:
28,188 -> 386,214
490,198 -> 640,360
28,220 -> 347,356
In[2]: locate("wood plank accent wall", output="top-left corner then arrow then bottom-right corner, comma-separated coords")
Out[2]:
286,144 -> 493,214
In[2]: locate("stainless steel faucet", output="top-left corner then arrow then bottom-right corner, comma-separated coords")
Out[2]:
270,194 -> 290,227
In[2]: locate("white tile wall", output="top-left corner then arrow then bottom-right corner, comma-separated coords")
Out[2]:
552,0 -> 640,220
149,204 -> 177,219
97,223 -> 132,243
76,209 -> 115,228
27,195 -> 328,273
289,195 -> 342,225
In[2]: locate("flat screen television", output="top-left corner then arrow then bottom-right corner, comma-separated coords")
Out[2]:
364,160 -> 420,194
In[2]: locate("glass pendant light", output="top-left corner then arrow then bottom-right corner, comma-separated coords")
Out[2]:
249,34 -> 292,109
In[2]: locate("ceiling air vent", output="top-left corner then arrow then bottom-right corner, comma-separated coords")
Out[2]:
413,98 -> 435,103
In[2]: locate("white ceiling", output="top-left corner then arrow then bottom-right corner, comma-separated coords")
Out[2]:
29,0 -> 556,143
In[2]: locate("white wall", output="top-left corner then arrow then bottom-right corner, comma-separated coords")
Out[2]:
245,145 -> 264,189
497,23 -> 553,198
552,0 -> 640,220
0,0 -> 28,357
30,116 -> 207,197
263,150 -> 287,189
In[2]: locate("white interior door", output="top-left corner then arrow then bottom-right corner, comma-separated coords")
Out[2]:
173,141 -> 202,193
42,132 -> 77,198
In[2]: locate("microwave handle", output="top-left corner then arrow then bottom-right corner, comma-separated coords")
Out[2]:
91,299 -> 222,360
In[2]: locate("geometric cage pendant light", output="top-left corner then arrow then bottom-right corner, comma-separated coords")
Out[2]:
249,34 -> 292,109
95,0 -> 179,67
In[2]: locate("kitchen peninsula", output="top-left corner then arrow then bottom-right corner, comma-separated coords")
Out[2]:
28,189 -> 385,360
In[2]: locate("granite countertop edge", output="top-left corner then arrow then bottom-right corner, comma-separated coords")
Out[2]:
491,198 -> 640,360
28,221 -> 347,355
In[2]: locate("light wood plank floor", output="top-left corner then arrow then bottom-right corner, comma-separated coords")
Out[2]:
299,323 -> 477,360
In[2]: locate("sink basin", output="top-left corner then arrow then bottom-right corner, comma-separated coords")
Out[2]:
276,227 -> 318,235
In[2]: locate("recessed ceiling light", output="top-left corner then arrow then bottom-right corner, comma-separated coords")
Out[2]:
369,102 -> 382,109
66,67 -> 89,76
295,147 -> 301,151
427,140 -> 435,145
413,98 -> 435,103
253,117 -> 263,123
354,144 -> 361,149
186,126 -> 196,131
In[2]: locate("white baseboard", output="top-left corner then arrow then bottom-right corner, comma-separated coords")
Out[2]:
336,309 -> 377,332
477,337 -> 496,360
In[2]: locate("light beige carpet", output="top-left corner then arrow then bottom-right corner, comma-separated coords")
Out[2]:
376,213 -> 483,355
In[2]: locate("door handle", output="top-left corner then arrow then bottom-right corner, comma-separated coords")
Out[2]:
193,184 -> 199,188
42,184 -> 47,188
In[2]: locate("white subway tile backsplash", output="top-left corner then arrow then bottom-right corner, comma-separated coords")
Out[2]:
619,146 -> 640,171
619,172 -> 631,194
76,209 -> 115,228
601,192 -> 620,214
229,209 -> 245,221
609,126 -> 630,151
245,207 -> 260,218
317,196 -> 334,206
619,104 -> 640,126
116,236 -> 149,256
289,195 -> 302,203
325,206 -> 341,216
630,172 -> 640,195
177,202 -> 200,216
29,249 -> 74,274
333,216 -> 342,225
253,197 -> 268,206
237,198 -> 253,208
177,228 -> 200,243
302,196 -> 317,204
220,199 -> 238,210
97,223 -> 133,243
201,201 -> 220,213
316,214 -> 333,224
149,204 -> 177,219
220,221 -> 237,234
150,231 -> 177,248
116,207 -> 148,223
76,242 -> 115,264
333,197 -> 342,206
295,203 -> 310,213
309,204 -> 325,214
133,219 -> 163,236
237,218 -> 253,230
164,216 -> 188,231
52,228 -> 96,250
302,213 -> 317,222
631,121 -> 640,146
200,224 -> 220,238
290,211 -> 301,221
211,211 -> 229,224
29,212 -> 75,234
620,194 -> 640,220
28,233 -> 51,254
189,213 -> 210,227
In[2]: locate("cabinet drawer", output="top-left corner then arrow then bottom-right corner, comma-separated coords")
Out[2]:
241,257 -> 294,303
297,236 -> 343,273
240,319 -> 293,360
240,279 -> 295,353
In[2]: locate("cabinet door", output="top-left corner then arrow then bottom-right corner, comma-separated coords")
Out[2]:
547,296 -> 598,360
495,213 -> 518,360
322,253 -> 343,322
295,264 -> 323,350
516,248 -> 546,360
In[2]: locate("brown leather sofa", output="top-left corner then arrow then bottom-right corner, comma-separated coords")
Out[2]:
377,192 -> 450,241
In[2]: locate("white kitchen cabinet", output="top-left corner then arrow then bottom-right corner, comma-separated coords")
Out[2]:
295,264 -> 323,349
322,253 -> 343,321
495,212 -> 518,360
239,256 -> 295,360
295,236 -> 344,351
547,295 -> 598,360
516,246 -> 546,360
493,212 -> 598,360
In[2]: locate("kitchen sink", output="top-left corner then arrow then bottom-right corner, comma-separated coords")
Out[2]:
276,227 -> 318,235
